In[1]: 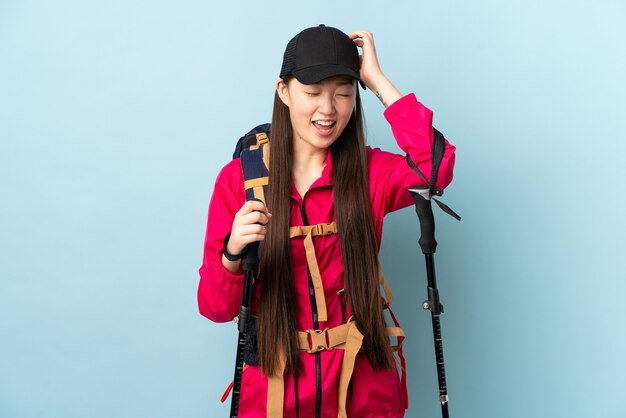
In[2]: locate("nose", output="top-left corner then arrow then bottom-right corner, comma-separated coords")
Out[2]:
318,93 -> 335,115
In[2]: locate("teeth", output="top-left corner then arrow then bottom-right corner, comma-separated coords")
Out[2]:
315,120 -> 334,126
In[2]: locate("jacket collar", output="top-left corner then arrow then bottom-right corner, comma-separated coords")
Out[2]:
290,149 -> 334,200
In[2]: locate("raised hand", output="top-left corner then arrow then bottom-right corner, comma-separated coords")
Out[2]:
349,30 -> 402,107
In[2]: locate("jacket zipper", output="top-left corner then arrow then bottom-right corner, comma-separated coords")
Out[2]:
298,190 -> 326,418
337,288 -> 346,324
300,185 -> 332,418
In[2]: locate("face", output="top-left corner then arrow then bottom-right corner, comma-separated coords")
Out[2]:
276,75 -> 356,154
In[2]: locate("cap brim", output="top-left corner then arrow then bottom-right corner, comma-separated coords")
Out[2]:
293,64 -> 366,89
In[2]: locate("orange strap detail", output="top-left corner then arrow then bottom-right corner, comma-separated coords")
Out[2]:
337,322 -> 365,418
264,320 -> 404,417
289,222 -> 337,238
266,322 -> 364,417
379,269 -> 394,305
249,132 -> 269,150
253,186 -> 266,203
386,326 -> 406,352
266,350 -> 286,418
245,133 -> 269,202
296,322 -> 353,353
289,222 -> 337,324
244,177 -> 269,190
303,232 -> 327,322
385,301 -> 409,410
243,177 -> 268,204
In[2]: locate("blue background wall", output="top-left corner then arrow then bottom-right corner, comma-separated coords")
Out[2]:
1,1 -> 624,417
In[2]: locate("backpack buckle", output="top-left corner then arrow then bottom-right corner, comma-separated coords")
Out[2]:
313,222 -> 336,236
305,329 -> 329,353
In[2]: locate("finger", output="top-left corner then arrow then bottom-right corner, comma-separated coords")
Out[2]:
253,206 -> 271,222
239,222 -> 267,235
235,234 -> 265,248
236,201 -> 270,221
256,212 -> 270,225
239,233 -> 267,245
229,231 -> 266,254
349,30 -> 368,37
243,199 -> 267,213
349,31 -> 373,40
231,223 -> 266,246
240,210 -> 270,226
251,201 -> 271,219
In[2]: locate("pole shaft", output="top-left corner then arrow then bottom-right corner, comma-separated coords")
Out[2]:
424,253 -> 449,418
229,270 -> 255,417
229,333 -> 246,418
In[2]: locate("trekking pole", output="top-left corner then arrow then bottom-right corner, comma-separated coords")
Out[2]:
229,201 -> 262,418
408,185 -> 450,418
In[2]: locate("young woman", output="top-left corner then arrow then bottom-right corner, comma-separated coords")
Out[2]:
198,25 -> 456,418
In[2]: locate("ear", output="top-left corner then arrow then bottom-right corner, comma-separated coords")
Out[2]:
276,78 -> 290,107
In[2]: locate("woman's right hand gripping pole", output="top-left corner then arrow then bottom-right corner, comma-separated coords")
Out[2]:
222,200 -> 272,274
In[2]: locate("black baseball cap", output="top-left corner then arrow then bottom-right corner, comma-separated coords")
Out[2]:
279,24 -> 365,88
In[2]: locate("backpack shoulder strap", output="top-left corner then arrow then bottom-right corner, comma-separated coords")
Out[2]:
237,126 -> 270,204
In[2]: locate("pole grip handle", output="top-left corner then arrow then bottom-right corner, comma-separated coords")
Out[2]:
241,241 -> 259,272
409,187 -> 437,255
241,197 -> 263,272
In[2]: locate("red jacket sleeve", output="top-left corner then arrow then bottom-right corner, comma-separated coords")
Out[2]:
368,93 -> 456,215
197,158 -> 247,322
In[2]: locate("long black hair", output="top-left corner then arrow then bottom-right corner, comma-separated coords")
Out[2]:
257,83 -> 393,376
